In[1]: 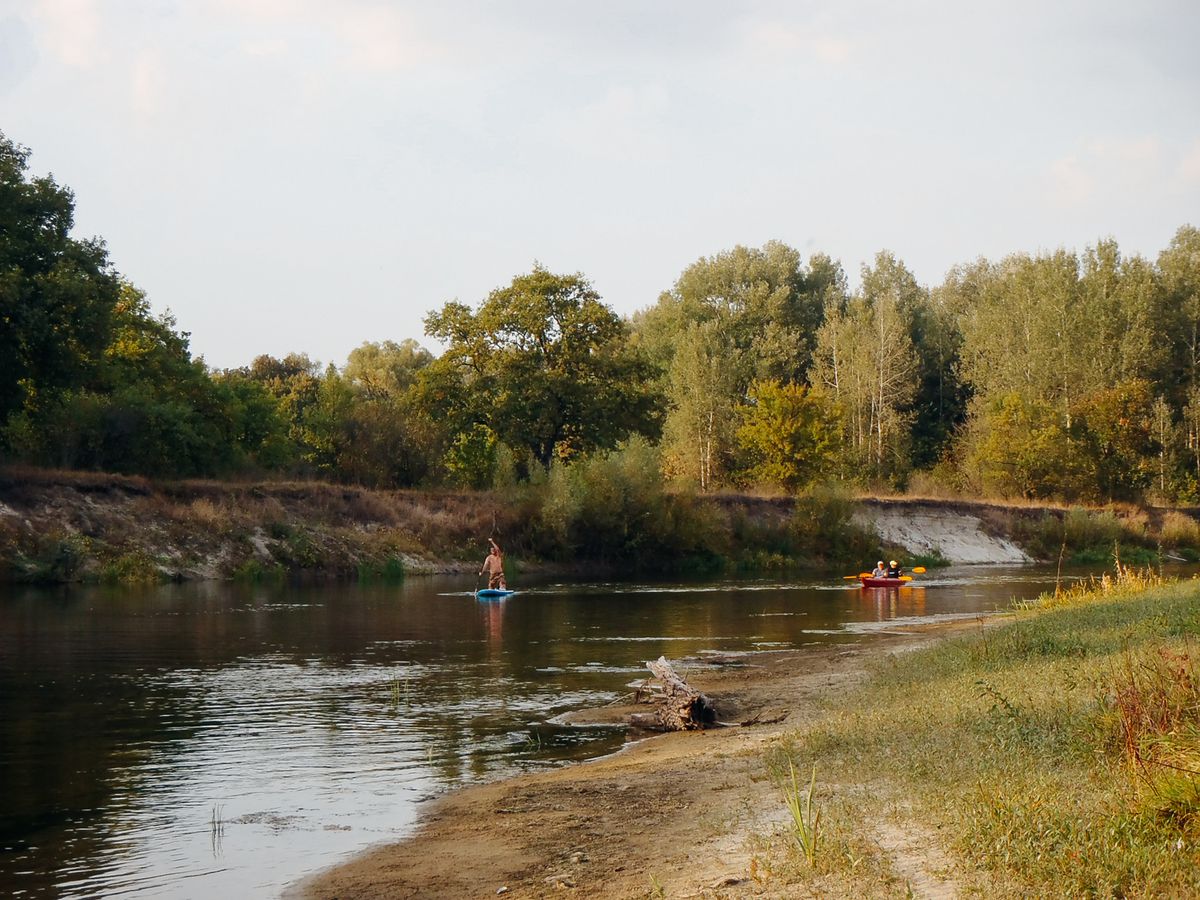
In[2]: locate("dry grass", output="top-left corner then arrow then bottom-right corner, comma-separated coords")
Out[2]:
1161,510 -> 1200,549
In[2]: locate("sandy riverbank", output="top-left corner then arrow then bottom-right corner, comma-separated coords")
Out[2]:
290,622 -> 977,900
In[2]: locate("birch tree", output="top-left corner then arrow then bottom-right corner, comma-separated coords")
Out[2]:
811,253 -> 919,482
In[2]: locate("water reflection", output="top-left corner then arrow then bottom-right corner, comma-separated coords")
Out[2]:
0,566 -> 1081,898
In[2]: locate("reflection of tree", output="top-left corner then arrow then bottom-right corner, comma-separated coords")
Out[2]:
0,587 -> 210,894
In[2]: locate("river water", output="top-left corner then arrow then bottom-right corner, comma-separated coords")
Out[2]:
0,565 -> 1077,897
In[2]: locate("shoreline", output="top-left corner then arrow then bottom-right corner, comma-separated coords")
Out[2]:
289,619 -> 985,899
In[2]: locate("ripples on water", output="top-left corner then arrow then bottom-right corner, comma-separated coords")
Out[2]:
0,567 -> 1079,897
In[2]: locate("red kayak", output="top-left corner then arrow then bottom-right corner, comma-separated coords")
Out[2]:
860,576 -> 910,588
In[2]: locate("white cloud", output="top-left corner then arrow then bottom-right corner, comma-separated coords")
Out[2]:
1178,139 -> 1200,186
333,5 -> 445,72
1049,136 -> 1175,208
739,18 -> 854,65
1049,154 -> 1093,207
129,49 -> 166,122
31,0 -> 105,67
242,37 -> 289,58
554,83 -> 672,164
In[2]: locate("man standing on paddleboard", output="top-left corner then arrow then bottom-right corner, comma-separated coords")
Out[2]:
480,538 -> 506,590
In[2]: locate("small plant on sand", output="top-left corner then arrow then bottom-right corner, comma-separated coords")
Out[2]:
784,762 -> 821,866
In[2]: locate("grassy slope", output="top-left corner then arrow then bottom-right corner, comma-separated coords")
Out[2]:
764,572 -> 1200,898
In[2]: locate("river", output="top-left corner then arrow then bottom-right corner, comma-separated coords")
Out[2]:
0,565 -> 1082,897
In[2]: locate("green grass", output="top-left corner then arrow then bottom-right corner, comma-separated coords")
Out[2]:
231,558 -> 284,582
98,550 -> 164,584
357,555 -> 406,583
764,568 -> 1200,897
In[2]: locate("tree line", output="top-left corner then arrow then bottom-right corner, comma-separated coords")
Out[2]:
3,130 -> 1199,505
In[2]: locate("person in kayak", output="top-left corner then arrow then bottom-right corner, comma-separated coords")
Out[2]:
871,561 -> 887,578
480,538 -> 506,590
885,560 -> 903,578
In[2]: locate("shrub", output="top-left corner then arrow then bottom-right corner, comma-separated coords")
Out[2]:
99,551 -> 163,584
791,482 -> 878,565
358,556 -> 406,582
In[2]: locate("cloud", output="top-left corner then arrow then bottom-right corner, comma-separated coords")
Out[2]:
554,83 -> 672,164
206,0 -> 450,72
1048,136 -> 1174,208
332,5 -> 445,72
130,49 -> 166,121
242,37 -> 289,58
1049,154 -> 1093,206
0,15 -> 37,92
30,0 -> 105,67
738,17 -> 854,65
1178,139 -> 1200,186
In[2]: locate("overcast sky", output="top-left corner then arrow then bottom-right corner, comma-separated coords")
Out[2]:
2,1 -> 1198,369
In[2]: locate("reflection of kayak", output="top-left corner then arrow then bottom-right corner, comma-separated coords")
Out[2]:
476,588 -> 515,599
860,576 -> 910,588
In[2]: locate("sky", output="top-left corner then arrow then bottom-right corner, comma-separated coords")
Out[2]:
2,1 -> 1198,370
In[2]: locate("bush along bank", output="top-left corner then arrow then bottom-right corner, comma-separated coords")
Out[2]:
761,568 -> 1200,898
6,463 -> 1200,585
0,465 -> 887,585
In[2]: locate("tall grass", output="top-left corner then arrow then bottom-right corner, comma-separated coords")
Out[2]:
764,572 -> 1200,897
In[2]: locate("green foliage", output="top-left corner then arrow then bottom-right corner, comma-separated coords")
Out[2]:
0,132 -> 122,426
963,392 -> 1090,500
18,532 -> 88,583
790,482 -> 878,564
357,556 -> 406,583
1007,507 -> 1158,563
425,265 -> 664,468
534,438 -> 727,570
735,380 -> 839,491
443,424 -> 499,489
635,243 -> 845,490
5,125 -> 1200,506
810,253 -> 922,484
99,551 -> 163,584
232,559 -> 285,582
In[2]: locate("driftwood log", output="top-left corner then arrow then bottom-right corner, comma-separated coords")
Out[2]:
633,656 -> 716,731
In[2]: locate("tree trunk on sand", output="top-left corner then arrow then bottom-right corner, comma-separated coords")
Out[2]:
643,656 -> 716,731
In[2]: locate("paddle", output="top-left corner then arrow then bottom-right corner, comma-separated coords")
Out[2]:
911,566 -> 927,574
843,573 -> 871,579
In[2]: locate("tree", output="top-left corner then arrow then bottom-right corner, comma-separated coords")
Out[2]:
425,265 -> 663,468
633,242 -> 846,489
660,320 -> 739,490
344,339 -> 433,400
1159,225 -> 1200,405
735,380 -> 839,491
964,392 -> 1091,500
811,253 -> 920,483
0,132 -> 122,427
1071,379 -> 1157,501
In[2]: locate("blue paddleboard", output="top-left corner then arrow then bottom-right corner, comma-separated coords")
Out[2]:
476,588 -> 515,599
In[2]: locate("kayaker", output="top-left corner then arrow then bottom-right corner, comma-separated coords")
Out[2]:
885,560 -> 902,578
480,538 -> 506,590
871,561 -> 886,578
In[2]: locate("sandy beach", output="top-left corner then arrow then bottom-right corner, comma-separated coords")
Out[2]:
290,624 -> 965,899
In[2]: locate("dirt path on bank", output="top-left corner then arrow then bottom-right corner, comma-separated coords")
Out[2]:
290,626 -> 971,900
